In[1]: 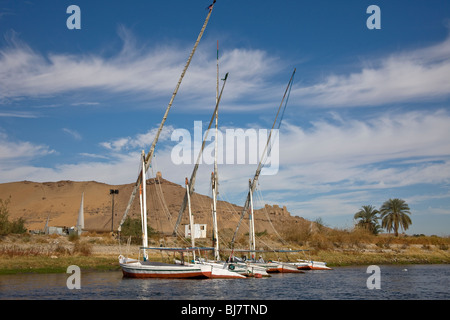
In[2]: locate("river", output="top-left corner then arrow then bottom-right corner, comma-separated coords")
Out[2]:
0,264 -> 448,300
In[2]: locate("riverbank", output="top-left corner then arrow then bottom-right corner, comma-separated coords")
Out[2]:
1,233 -> 449,274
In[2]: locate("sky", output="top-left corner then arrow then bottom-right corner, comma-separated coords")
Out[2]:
1,0 -> 450,236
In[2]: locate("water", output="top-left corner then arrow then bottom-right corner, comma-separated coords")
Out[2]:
0,264 -> 448,301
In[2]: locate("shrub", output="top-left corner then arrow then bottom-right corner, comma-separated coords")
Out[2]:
72,241 -> 92,256
119,216 -> 157,245
0,197 -> 27,236
68,233 -> 79,242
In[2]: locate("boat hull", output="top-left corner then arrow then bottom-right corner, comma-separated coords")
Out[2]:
252,262 -> 304,274
120,259 -> 211,279
200,263 -> 247,279
294,260 -> 332,271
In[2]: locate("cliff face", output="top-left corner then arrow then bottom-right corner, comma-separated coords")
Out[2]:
0,177 -> 306,238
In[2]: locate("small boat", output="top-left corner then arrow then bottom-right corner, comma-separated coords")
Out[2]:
227,70 -> 307,274
293,259 -> 332,270
118,155 -> 214,279
268,262 -> 305,273
119,254 -> 210,279
246,257 -> 304,274
229,261 -> 270,278
117,2 -> 219,279
198,261 -> 247,279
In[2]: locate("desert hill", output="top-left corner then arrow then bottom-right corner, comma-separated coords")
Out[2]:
0,174 -> 310,240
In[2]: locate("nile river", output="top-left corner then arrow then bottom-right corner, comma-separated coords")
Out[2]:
0,264 -> 448,300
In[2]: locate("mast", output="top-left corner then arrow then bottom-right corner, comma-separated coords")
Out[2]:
211,40 -> 220,261
229,68 -> 296,257
173,72 -> 229,234
211,172 -> 220,260
214,40 -> 219,194
185,178 -> 196,261
141,151 -> 148,261
118,1 -> 218,232
248,179 -> 256,260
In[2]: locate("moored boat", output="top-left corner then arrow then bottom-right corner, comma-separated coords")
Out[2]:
117,1 -> 219,280
293,259 -> 332,270
119,255 -> 211,279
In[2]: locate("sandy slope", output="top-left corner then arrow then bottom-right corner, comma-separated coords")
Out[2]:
0,177 -> 308,237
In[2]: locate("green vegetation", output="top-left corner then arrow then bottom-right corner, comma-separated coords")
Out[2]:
0,197 -> 27,236
0,255 -> 118,275
0,196 -> 448,275
380,198 -> 412,236
354,198 -> 412,236
118,216 -> 157,244
354,205 -> 381,235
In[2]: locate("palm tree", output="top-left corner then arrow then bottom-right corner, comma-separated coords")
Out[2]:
379,198 -> 412,236
354,205 -> 380,234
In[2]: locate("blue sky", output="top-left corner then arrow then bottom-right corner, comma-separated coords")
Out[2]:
1,0 -> 450,236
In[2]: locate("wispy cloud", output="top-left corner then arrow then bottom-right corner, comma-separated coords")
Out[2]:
71,102 -> 100,107
293,35 -> 450,107
62,128 -> 82,141
0,132 -> 55,167
100,124 -> 175,152
0,27 -> 281,109
268,109 -> 450,193
0,111 -> 38,118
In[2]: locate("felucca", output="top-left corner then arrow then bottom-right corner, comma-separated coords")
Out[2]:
229,69 -> 306,274
118,1 -> 217,279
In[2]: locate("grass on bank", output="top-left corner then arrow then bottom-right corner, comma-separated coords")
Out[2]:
1,224 -> 449,274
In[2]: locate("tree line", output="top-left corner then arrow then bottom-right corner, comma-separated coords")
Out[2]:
354,198 -> 412,236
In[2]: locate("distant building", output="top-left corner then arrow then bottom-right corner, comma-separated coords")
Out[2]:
46,226 -> 66,236
184,224 -> 207,239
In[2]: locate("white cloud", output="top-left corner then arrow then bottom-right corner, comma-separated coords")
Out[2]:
0,29 -> 280,109
279,109 -> 450,170
294,36 -> 450,107
100,125 -> 175,152
0,111 -> 38,118
0,133 -> 55,166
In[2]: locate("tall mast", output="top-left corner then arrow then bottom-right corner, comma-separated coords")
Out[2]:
185,178 -> 196,261
214,40 -> 219,192
211,40 -> 220,261
230,68 -> 296,257
141,151 -> 148,261
248,179 -> 256,260
118,1 -> 217,232
173,72 -> 229,235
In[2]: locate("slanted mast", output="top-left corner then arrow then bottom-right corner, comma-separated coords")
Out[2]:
230,68 -> 296,259
118,0 -> 218,233
141,150 -> 148,261
211,40 -> 220,261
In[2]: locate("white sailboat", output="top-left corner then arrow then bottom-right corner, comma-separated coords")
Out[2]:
119,152 -> 211,279
175,44 -> 244,279
183,178 -> 246,279
290,259 -> 332,271
229,69 -> 306,274
118,1 -> 218,279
